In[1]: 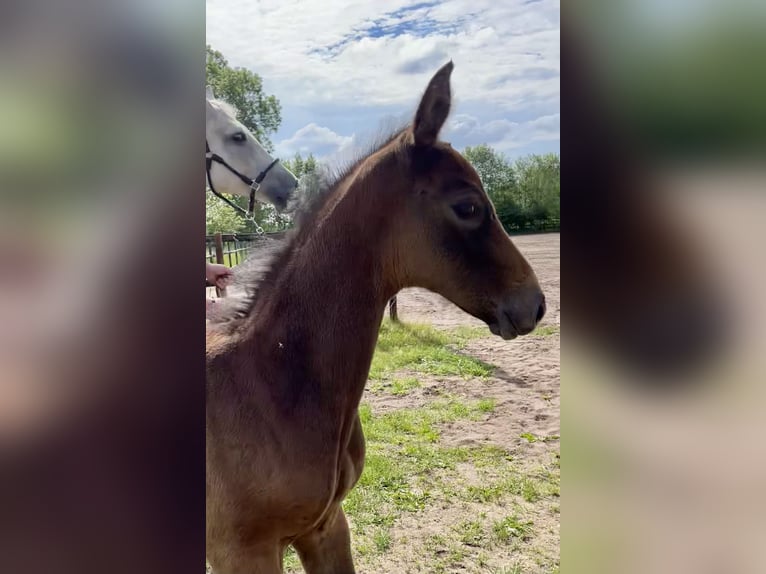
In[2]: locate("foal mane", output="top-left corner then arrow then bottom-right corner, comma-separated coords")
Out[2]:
208,125 -> 408,325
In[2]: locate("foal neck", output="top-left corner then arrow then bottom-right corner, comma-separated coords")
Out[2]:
248,159 -> 403,418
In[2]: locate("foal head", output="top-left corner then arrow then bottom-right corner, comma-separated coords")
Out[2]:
205,86 -> 297,211
381,62 -> 545,339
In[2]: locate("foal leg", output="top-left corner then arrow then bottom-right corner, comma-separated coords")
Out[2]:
293,507 -> 355,574
207,544 -> 282,574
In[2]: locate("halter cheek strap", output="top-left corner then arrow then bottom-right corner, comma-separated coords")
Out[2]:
205,140 -> 280,217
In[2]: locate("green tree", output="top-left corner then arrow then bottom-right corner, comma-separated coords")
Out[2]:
463,145 -> 559,232
463,144 -> 516,196
463,145 -> 524,230
283,152 -> 323,203
206,45 -> 281,152
514,153 -> 560,225
206,190 -> 246,234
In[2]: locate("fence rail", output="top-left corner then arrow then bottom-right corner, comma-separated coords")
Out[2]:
504,218 -> 560,234
205,232 -> 286,268
206,232 -> 285,298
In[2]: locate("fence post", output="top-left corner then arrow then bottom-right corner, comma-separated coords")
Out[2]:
213,232 -> 227,298
389,296 -> 398,322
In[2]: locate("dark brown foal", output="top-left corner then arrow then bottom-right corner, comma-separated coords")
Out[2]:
206,61 -> 545,573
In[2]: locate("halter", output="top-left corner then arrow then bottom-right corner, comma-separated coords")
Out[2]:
205,140 -> 280,217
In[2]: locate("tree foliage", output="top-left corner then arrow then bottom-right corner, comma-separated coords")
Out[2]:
205,190 -> 293,235
282,152 -> 324,202
463,145 -> 559,232
205,190 -> 246,234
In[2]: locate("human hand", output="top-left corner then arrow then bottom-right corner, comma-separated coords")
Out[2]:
206,263 -> 233,289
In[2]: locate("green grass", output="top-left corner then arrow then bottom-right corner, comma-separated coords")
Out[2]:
390,376 -> 421,395
369,376 -> 422,396
493,515 -> 534,543
370,321 -> 493,381
462,463 -> 559,505
520,432 -> 560,444
283,548 -> 301,571
450,325 -> 493,341
334,400 -> 558,571
532,324 -> 559,337
340,400 -> 512,560
454,520 -> 488,547
359,399 -> 497,445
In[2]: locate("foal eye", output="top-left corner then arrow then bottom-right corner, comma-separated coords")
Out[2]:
231,132 -> 246,143
452,201 -> 481,220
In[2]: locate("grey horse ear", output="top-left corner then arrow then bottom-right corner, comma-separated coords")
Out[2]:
206,85 -> 215,100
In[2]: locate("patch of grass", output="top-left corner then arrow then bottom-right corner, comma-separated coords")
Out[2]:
520,432 -> 560,443
359,399 -> 497,446
283,547 -> 301,571
424,533 -> 448,554
345,400 -> 509,560
465,475 -> 539,504
424,533 -> 470,573
454,520 -> 488,547
462,462 -> 560,505
373,528 -> 392,553
360,404 -> 439,444
492,515 -> 534,543
390,376 -> 421,395
369,376 -> 422,396
533,324 -> 559,336
477,398 -> 496,413
450,325 -> 491,341
470,444 -> 514,466
371,320 -> 493,381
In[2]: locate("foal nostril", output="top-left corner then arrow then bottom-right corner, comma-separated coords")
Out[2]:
535,296 -> 546,324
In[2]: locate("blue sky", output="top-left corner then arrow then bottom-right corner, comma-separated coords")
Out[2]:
206,0 -> 559,162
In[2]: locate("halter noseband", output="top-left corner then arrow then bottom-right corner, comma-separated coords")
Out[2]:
205,140 -> 280,217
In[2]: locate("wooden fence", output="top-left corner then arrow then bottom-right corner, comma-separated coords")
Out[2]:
503,218 -> 560,234
205,232 -> 286,268
206,232 -> 285,298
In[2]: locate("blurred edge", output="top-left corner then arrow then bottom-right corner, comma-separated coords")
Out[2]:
0,1 -> 206,573
563,1 -> 766,573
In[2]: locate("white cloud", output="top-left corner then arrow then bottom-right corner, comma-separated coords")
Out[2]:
276,123 -> 353,159
445,112 -> 560,153
207,0 -> 560,158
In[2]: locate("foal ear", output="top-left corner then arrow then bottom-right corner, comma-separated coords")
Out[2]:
206,85 -> 215,100
412,61 -> 454,147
